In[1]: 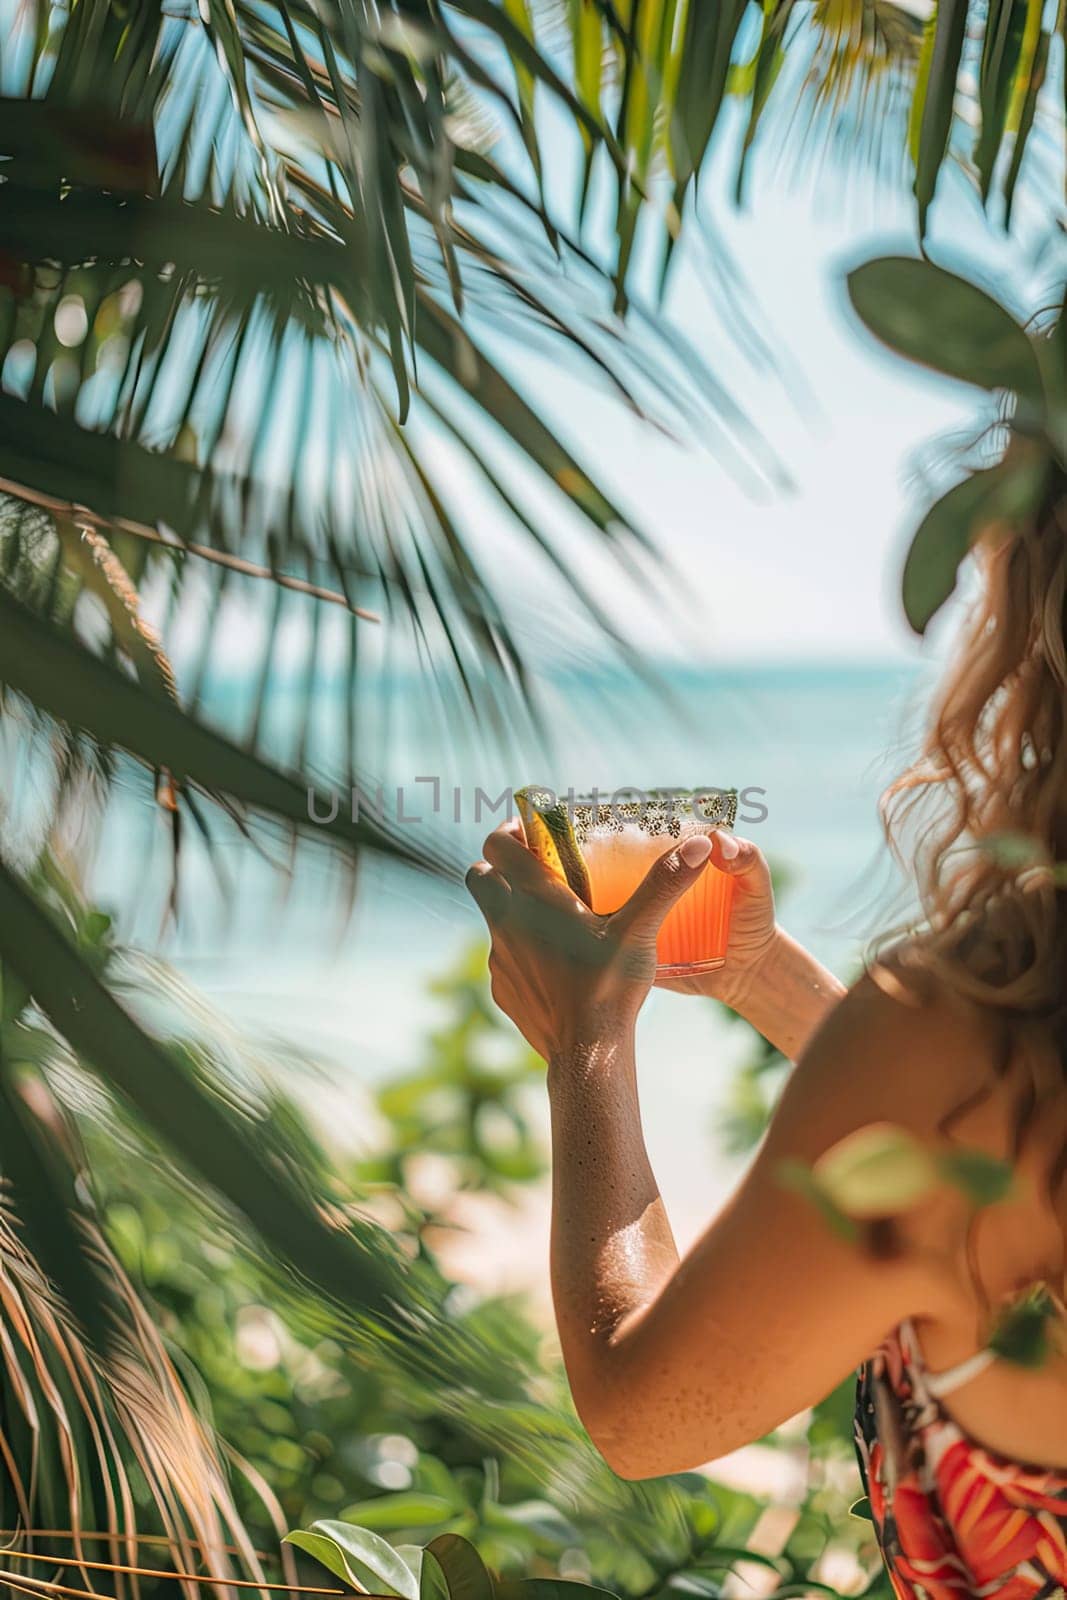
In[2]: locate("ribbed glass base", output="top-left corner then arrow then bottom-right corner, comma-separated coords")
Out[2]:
656,955 -> 726,977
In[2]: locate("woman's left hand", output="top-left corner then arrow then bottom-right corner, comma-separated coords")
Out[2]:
466,818 -> 715,1063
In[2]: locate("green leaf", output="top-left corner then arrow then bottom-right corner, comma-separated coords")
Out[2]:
198,0 -> 282,217
414,301 -> 635,542
0,965 -> 29,1022
0,96 -> 157,193
849,1496 -> 874,1522
671,0 -> 749,192
811,1124 -> 937,1220
900,453 -> 1047,634
988,1284 -> 1060,1368
339,1497 -> 457,1534
285,1530 -> 364,1590
1003,24 -> 1049,225
735,0 -> 791,203
446,0 -> 620,166
82,910 -> 114,950
847,258 -> 1044,402
409,1547 -> 450,1600
571,0 -> 604,182
495,1582 -> 620,1600
902,471 -> 991,634
975,0 -> 1028,201
912,0 -> 968,235
502,0 -> 539,160
0,1060 -> 110,1347
937,1148 -> 1015,1207
907,15 -> 937,169
425,1535 -> 492,1600
286,1522 -> 420,1600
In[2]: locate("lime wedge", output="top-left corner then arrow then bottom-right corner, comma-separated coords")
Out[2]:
514,786 -> 593,908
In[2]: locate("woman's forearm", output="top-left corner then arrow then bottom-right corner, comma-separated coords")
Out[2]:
733,928 -> 846,1059
544,936 -> 844,1418
546,1028 -> 677,1421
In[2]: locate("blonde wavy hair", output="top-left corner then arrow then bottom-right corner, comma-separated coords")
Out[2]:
880,459 -> 1067,1207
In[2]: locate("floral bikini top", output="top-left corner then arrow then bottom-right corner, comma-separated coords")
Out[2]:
854,1319 -> 1067,1598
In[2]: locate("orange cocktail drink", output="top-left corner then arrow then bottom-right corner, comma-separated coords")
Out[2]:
519,788 -> 737,977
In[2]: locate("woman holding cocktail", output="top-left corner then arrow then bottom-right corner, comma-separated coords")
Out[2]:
467,527 -> 1067,1593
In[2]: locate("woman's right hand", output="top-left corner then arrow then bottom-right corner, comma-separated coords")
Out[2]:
656,831 -> 778,1010
659,831 -> 847,1059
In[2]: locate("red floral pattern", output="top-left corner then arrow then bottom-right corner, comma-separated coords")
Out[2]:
854,1321 -> 1067,1598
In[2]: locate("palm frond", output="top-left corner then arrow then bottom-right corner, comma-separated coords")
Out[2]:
513,0 -> 1060,303
0,849 -> 421,1334
0,1197 -> 289,1596
0,0 -> 769,898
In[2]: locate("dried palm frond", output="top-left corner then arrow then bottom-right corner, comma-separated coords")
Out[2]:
0,1198 -> 293,1599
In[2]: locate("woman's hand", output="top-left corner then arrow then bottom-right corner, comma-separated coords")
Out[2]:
658,833 -> 846,1059
656,831 -> 778,1009
466,818 -> 716,1064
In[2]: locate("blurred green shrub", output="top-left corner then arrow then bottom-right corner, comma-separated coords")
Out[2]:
357,945 -> 547,1198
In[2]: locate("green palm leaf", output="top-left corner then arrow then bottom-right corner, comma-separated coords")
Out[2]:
0,852 -> 409,1327
0,586 -> 453,876
494,0 -> 1061,294
1,0 -> 756,880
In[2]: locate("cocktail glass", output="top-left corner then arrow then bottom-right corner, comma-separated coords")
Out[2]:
520,787 -> 737,977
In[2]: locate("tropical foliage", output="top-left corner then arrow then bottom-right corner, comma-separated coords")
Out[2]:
848,255 -> 1066,635
0,0 -> 679,1379
490,0 -> 1062,300
73,935 -> 885,1599
0,0 -> 1063,1597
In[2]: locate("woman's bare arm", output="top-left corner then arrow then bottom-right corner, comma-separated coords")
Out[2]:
545,1026 -> 680,1434
544,977 -> 977,1477
467,821 -> 979,1478
730,927 -> 846,1058
654,831 -> 846,1059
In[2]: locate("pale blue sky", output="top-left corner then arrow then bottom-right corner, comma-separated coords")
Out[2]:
425,90 -> 1060,668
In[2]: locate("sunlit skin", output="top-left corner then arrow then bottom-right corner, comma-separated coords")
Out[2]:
466,823 -> 1067,1478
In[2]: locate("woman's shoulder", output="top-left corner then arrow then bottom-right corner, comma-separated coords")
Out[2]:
759,951 -> 1064,1320
790,946 -> 1065,1266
